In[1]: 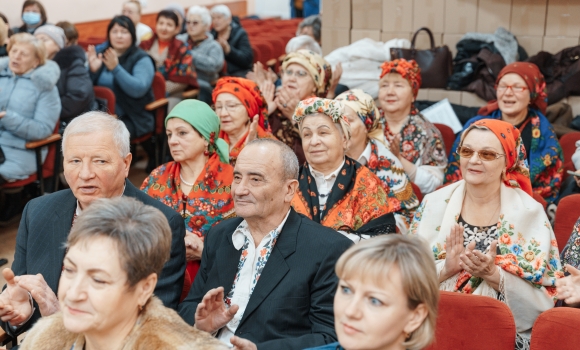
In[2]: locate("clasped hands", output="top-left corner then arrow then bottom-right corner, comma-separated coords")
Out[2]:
87,45 -> 119,72
441,224 -> 499,283
195,287 -> 256,349
0,268 -> 59,326
557,264 -> 580,305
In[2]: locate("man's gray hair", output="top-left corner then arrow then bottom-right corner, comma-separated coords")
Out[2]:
187,5 -> 212,27
296,15 -> 321,43
210,4 -> 231,19
66,197 -> 172,287
286,35 -> 322,55
246,138 -> 299,181
62,111 -> 131,157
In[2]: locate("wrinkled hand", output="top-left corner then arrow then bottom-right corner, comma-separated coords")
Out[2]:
557,264 -> 580,304
87,45 -> 103,73
260,81 -> 277,115
0,268 -> 33,325
275,88 -> 300,120
194,287 -> 239,333
389,134 -> 401,159
217,37 -> 231,55
441,224 -> 465,281
460,240 -> 498,279
245,115 -> 259,145
252,62 -> 269,86
15,273 -> 59,317
184,231 -> 204,262
231,336 -> 258,350
326,62 -> 342,99
102,48 -> 119,71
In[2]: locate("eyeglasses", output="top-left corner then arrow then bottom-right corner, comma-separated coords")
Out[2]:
213,103 -> 243,113
283,69 -> 309,78
495,84 -> 527,93
457,146 -> 505,161
186,20 -> 199,26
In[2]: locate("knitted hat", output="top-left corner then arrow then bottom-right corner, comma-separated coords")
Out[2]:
34,25 -> 66,49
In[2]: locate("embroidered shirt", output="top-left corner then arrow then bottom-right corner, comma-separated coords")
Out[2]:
218,210 -> 291,345
308,160 -> 345,210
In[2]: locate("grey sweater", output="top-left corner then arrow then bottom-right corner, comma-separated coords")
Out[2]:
177,33 -> 224,90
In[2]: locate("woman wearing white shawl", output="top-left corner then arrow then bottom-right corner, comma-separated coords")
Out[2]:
411,119 -> 564,350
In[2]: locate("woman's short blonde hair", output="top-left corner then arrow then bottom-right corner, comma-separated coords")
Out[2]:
7,32 -> 46,66
335,235 -> 439,350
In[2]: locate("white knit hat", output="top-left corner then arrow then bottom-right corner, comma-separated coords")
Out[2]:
35,25 -> 66,49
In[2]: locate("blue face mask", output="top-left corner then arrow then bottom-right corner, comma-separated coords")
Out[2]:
22,12 -> 41,26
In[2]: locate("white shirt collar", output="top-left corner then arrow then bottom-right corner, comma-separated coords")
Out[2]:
309,159 -> 345,181
357,142 -> 372,166
232,209 -> 292,250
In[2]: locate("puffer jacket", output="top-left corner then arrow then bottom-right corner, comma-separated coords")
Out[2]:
53,45 -> 96,125
0,57 -> 61,179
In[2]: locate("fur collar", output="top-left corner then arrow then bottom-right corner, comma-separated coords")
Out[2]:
19,296 -> 227,350
0,56 -> 60,91
53,45 -> 86,69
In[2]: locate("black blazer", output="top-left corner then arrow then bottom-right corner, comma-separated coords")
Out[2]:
178,208 -> 352,349
2,180 -> 186,337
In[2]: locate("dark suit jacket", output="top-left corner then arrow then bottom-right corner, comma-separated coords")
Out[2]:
178,208 -> 352,350
2,180 -> 186,337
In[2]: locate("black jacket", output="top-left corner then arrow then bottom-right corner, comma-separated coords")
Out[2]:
178,208 -> 352,349
212,18 -> 253,77
53,45 -> 97,124
2,180 -> 186,338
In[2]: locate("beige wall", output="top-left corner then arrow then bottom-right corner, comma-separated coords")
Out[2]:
3,0 -> 254,28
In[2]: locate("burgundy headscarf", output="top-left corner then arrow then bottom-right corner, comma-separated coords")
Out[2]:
478,62 -> 547,116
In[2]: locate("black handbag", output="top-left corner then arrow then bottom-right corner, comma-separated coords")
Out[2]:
390,27 -> 453,89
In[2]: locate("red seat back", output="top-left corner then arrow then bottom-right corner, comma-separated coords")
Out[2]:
434,123 -> 456,157
560,132 -> 580,181
93,86 -> 116,114
553,194 -> 580,250
411,182 -> 423,203
533,192 -> 547,212
425,291 -> 516,350
530,307 -> 580,350
152,72 -> 167,135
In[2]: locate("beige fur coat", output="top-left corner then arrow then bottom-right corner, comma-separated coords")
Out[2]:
19,296 -> 227,350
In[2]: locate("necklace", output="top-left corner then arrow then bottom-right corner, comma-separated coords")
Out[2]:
180,173 -> 194,186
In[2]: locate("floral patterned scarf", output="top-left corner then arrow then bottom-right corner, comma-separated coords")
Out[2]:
292,157 -> 400,233
140,34 -> 198,87
411,180 -> 563,301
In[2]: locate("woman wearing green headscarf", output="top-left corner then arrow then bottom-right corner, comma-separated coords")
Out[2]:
141,99 -> 234,299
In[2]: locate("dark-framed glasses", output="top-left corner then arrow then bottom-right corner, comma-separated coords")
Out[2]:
457,146 -> 505,161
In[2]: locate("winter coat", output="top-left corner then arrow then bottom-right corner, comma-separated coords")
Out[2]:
0,57 -> 60,180
53,45 -> 96,125
211,18 -> 253,77
20,296 -> 227,350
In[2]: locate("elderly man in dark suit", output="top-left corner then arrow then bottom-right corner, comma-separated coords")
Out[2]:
0,111 -> 185,339
178,138 -> 352,349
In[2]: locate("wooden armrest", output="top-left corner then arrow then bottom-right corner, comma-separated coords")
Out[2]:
145,98 -> 169,111
182,89 -> 200,99
266,58 -> 277,68
25,134 -> 62,149
0,327 -> 10,344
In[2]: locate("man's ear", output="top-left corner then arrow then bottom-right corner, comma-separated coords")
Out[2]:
284,179 -> 299,203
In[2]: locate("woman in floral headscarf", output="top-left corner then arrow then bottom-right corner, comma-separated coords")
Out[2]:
141,100 -> 235,298
411,119 -> 563,350
335,89 -> 419,232
291,97 -> 401,240
379,59 -> 447,195
212,76 -> 275,165
269,49 -> 332,164
445,62 -> 563,204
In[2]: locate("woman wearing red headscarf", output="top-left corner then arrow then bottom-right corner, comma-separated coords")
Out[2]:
379,59 -> 447,195
412,119 -> 563,349
445,62 -> 563,204
212,77 -> 276,164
